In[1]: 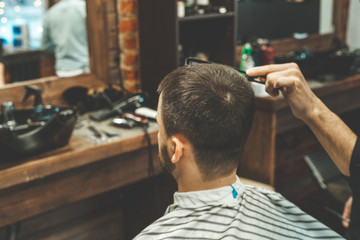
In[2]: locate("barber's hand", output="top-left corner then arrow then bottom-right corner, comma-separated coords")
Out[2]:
246,63 -> 322,121
342,196 -> 352,228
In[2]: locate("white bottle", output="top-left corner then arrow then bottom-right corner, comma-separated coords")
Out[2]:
177,1 -> 185,18
196,0 -> 210,14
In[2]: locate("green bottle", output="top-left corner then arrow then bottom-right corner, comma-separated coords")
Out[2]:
239,42 -> 255,72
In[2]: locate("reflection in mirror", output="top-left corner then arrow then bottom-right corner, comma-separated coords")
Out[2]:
0,0 -> 89,84
42,0 -> 89,77
236,0 -> 332,41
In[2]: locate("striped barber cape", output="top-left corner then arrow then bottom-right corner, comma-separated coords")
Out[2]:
134,176 -> 344,240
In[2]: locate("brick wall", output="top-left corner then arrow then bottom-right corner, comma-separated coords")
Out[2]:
118,0 -> 140,92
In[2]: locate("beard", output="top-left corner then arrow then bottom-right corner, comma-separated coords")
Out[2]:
159,143 -> 175,175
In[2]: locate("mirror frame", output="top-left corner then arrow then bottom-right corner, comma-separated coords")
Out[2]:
0,0 -> 114,108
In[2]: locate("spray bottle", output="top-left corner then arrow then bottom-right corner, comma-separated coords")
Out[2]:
240,42 -> 255,72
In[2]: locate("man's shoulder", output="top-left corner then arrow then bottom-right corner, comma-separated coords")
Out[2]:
134,186 -> 344,240
241,184 -> 297,208
242,183 -> 283,199
238,184 -> 312,219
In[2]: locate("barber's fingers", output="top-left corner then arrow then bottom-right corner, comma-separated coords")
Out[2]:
263,71 -> 294,97
246,63 -> 307,98
266,68 -> 306,95
246,62 -> 300,77
265,77 -> 280,97
342,197 -> 353,228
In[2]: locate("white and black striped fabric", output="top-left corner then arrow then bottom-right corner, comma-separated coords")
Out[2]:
134,176 -> 344,240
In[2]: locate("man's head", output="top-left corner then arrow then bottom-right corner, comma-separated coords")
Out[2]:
157,63 -> 255,182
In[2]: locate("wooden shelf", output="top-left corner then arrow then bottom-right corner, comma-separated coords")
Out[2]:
178,12 -> 235,22
138,0 -> 237,107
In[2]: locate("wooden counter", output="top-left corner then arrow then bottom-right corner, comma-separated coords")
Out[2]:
0,122 -> 161,228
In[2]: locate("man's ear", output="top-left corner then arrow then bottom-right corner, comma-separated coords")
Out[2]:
170,136 -> 184,164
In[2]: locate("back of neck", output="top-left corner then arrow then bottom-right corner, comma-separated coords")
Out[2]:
177,171 -> 237,192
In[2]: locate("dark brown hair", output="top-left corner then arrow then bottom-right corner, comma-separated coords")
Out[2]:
158,63 -> 255,181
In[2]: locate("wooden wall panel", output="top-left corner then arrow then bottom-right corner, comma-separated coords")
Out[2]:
238,110 -> 277,185
109,49 -> 120,69
0,174 -> 176,240
40,53 -> 56,78
104,0 -> 121,86
0,145 -> 160,227
107,12 -> 117,32
121,174 -> 177,239
106,0 -> 117,12
275,125 -> 322,201
0,186 -> 125,240
22,201 -> 123,239
110,68 -> 121,86
333,0 -> 350,44
108,31 -> 120,49
87,0 -> 111,82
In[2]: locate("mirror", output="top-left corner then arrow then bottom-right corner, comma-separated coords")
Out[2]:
236,0 -> 334,41
0,0 -> 92,84
0,0 -> 114,108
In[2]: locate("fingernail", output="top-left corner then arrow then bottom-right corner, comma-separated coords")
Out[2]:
246,69 -> 253,74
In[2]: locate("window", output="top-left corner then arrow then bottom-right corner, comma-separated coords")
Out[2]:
0,0 -> 46,52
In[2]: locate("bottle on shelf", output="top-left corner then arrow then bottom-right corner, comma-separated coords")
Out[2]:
240,42 -> 255,72
177,1 -> 185,18
213,4 -> 227,14
185,0 -> 195,16
260,40 -> 276,65
196,0 -> 211,14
